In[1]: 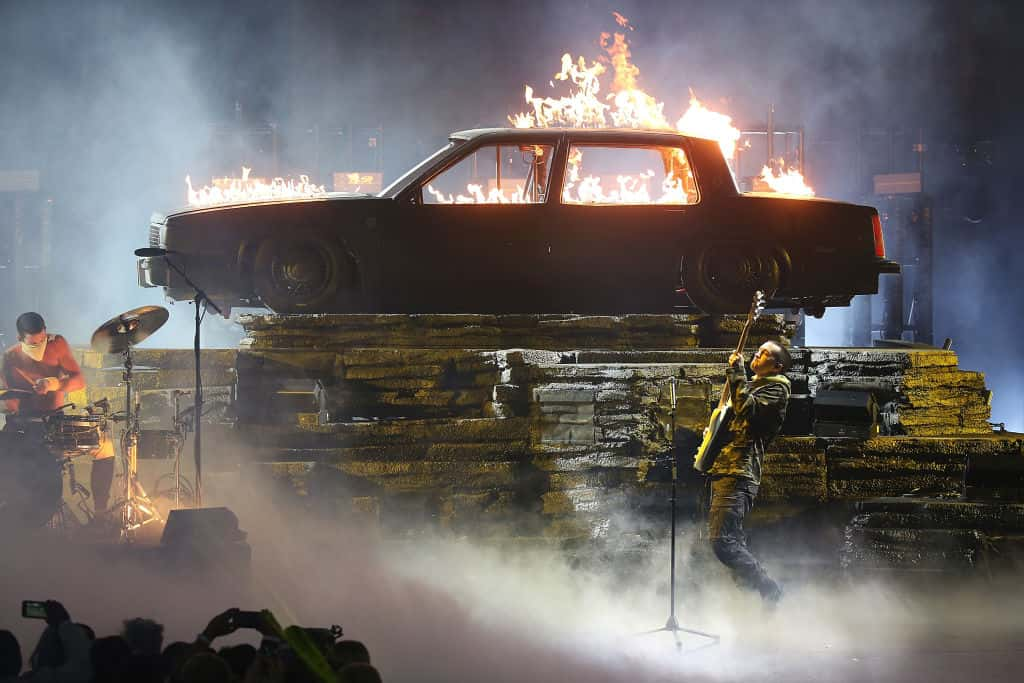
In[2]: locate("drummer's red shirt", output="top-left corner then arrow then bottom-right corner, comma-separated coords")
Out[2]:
2,335 -> 85,416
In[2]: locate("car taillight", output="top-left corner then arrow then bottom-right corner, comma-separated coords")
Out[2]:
871,213 -> 886,258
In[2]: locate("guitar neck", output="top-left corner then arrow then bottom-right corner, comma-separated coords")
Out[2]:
717,315 -> 757,408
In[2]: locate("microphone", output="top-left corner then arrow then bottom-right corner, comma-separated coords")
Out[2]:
134,247 -> 177,257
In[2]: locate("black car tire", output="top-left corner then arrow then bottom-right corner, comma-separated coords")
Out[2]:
684,245 -> 782,313
252,238 -> 354,313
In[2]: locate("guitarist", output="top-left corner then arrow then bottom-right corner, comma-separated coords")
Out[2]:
707,340 -> 791,605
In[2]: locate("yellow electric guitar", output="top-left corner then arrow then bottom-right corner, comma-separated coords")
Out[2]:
693,290 -> 766,473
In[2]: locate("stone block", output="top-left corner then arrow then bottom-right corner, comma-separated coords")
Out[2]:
540,422 -> 596,444
328,460 -> 520,492
551,413 -> 595,426
533,387 -> 597,404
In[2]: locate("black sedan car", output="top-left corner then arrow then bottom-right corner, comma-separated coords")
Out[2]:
138,128 -> 899,316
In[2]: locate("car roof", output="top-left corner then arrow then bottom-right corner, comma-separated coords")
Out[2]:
449,127 -> 708,145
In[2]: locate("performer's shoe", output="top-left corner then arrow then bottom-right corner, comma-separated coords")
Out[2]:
84,511 -> 118,538
760,577 -> 784,609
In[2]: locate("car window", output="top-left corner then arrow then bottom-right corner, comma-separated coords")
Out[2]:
561,144 -> 698,205
423,144 -> 553,204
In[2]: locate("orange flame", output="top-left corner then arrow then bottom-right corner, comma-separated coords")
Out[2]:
758,160 -> 815,196
426,183 -> 531,204
601,31 -> 640,92
675,92 -> 742,160
510,12 -> 812,196
511,54 -> 609,129
185,167 -> 326,207
512,17 -> 740,159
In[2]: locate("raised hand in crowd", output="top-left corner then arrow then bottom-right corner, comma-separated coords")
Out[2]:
198,607 -> 241,644
24,600 -> 92,683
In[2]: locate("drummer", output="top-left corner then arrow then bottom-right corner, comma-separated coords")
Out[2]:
2,312 -> 115,519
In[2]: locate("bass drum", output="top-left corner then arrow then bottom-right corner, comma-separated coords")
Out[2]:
0,428 -> 62,530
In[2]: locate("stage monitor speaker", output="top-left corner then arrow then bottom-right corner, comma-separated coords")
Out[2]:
813,389 -> 878,439
161,506 -> 246,546
160,507 -> 251,576
780,394 -> 813,435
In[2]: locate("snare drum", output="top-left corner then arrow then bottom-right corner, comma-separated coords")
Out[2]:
44,413 -> 107,454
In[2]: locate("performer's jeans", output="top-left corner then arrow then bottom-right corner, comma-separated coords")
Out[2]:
708,475 -> 781,601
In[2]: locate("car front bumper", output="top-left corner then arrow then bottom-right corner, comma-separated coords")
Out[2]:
137,257 -> 169,288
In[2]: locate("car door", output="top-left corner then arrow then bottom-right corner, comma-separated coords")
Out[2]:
382,142 -> 555,312
547,141 -> 703,313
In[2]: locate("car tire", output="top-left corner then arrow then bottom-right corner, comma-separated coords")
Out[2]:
252,238 -> 354,313
684,246 -> 782,313
804,302 -> 826,318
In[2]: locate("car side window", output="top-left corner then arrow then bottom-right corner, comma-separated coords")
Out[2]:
422,144 -> 553,204
561,144 -> 698,205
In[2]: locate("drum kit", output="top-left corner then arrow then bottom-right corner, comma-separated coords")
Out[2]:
0,304 -> 197,541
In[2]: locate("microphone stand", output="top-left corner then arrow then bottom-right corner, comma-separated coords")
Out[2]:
639,377 -> 719,652
159,256 -> 222,508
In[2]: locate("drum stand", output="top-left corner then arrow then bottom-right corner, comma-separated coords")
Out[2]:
115,345 -> 162,540
171,389 -> 192,508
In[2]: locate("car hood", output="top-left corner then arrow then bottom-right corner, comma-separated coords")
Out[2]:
164,191 -> 376,220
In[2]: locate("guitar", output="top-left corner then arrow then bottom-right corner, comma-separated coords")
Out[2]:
693,290 -> 767,473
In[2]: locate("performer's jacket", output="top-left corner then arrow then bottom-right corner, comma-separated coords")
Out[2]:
3,335 -> 85,417
707,367 -> 791,486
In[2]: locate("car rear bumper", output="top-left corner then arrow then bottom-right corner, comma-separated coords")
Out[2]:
875,258 -> 901,274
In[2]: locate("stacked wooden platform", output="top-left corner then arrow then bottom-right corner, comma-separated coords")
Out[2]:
227,314 -> 1020,558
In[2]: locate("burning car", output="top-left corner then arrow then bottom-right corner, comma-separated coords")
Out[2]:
137,127 -> 898,316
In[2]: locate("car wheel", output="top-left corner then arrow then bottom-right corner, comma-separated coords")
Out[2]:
804,303 -> 826,318
252,238 -> 354,313
684,246 -> 781,313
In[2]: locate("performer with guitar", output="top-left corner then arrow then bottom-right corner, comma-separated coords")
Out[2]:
695,293 -> 792,604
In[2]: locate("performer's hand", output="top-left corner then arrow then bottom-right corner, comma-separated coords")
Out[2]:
728,352 -> 744,368
34,377 -> 60,394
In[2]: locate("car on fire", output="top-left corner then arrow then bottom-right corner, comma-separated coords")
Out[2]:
138,127 -> 899,316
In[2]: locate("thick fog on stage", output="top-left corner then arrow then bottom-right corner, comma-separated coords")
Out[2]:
2,3 -> 1024,682
0,0 -> 1019,413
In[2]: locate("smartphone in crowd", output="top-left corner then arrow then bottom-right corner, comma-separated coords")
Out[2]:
232,610 -> 264,629
22,601 -> 47,619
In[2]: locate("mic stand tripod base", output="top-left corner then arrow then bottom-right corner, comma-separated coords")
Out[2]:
640,617 -> 720,652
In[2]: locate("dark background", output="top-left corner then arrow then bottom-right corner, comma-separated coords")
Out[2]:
0,0 -> 1021,427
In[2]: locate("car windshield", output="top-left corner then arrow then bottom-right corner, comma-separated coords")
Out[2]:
379,142 -> 458,198
422,144 -> 553,204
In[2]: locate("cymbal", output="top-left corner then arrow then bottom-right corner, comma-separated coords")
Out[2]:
0,389 -> 34,400
90,306 -> 169,354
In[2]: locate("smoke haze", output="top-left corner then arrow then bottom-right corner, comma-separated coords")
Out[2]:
3,464 -> 1024,682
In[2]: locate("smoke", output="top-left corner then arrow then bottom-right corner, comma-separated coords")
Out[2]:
3,446 -> 1024,682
